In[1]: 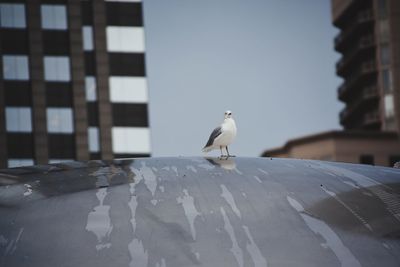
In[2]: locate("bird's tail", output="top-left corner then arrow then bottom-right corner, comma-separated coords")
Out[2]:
202,146 -> 213,153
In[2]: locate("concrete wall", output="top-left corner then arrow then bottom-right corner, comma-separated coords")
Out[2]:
335,137 -> 400,166
288,138 -> 336,161
263,133 -> 400,167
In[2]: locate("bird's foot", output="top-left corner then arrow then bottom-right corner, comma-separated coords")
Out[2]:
227,155 -> 236,158
219,155 -> 229,160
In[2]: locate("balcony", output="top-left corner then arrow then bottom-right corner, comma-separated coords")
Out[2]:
363,110 -> 381,127
337,60 -> 377,101
339,85 -> 379,124
336,35 -> 375,76
334,9 -> 374,52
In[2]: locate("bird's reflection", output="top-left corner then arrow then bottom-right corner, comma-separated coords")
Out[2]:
206,157 -> 236,171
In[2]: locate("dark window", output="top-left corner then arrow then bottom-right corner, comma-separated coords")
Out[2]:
112,103 -> 148,127
84,52 -> 96,75
46,82 -> 73,107
87,102 -> 99,126
7,133 -> 33,158
109,53 -> 145,76
105,2 -> 143,26
0,29 -> 29,53
4,81 -> 31,106
81,1 -> 93,26
42,31 -> 70,55
48,134 -> 75,158
360,155 -> 374,165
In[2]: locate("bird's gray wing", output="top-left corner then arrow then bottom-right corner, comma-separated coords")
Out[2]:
204,126 -> 222,148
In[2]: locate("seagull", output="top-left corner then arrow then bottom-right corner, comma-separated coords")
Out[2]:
202,110 -> 237,158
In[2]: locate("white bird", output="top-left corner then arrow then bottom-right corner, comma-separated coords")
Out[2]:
202,110 -> 237,158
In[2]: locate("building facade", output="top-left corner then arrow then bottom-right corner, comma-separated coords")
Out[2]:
261,0 -> 400,167
332,0 -> 400,132
261,131 -> 400,167
0,0 -> 151,168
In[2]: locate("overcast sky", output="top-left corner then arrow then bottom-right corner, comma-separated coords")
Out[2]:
143,0 -> 342,157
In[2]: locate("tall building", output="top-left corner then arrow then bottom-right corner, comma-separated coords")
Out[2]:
332,0 -> 400,132
262,0 -> 400,166
0,0 -> 151,168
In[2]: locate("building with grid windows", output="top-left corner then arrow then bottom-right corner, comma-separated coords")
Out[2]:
332,0 -> 400,132
0,0 -> 151,168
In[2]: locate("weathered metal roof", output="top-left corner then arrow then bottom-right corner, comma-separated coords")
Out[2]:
1,157 -> 400,267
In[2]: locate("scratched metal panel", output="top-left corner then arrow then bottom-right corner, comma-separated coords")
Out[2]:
0,157 -> 400,267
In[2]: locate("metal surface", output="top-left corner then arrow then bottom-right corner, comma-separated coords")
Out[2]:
0,157 -> 400,267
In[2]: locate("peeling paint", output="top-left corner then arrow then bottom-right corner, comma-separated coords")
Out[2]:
156,258 -> 167,267
342,181 -> 360,189
194,252 -> 200,261
96,243 -> 111,250
234,168 -> 243,175
128,183 -> 138,233
258,168 -> 269,175
9,228 -> 24,255
128,239 -> 148,267
86,188 -> 113,250
1,157 -> 399,266
89,165 -> 123,187
171,166 -> 178,176
197,163 -> 215,171
23,184 -> 32,196
142,162 -> 157,197
253,176 -> 262,183
177,189 -> 201,240
243,225 -> 268,267
221,184 -> 241,219
186,165 -> 197,173
220,207 -> 243,267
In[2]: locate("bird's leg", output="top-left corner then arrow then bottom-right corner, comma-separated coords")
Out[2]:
226,146 -> 235,158
219,146 -> 228,159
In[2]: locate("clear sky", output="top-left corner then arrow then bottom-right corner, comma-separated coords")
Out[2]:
142,0 -> 343,157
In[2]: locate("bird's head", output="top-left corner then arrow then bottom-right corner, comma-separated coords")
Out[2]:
224,110 -> 232,119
